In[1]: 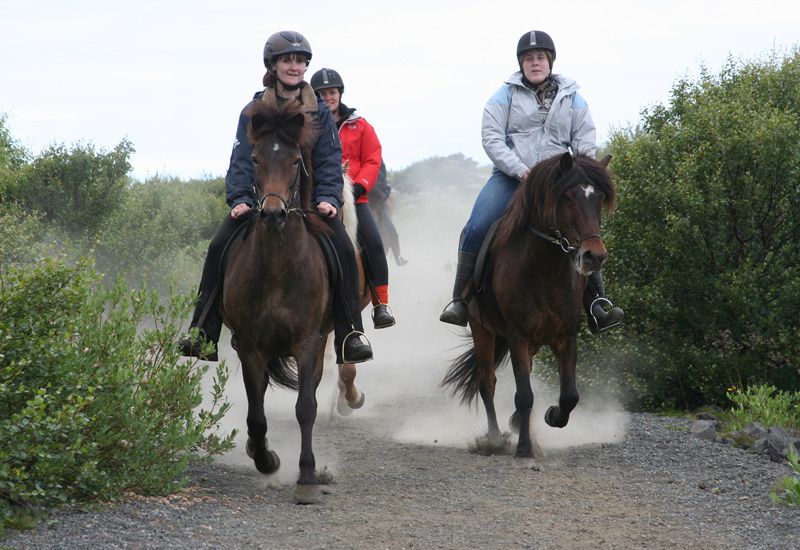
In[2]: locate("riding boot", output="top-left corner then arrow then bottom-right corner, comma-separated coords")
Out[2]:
439,251 -> 477,326
179,293 -> 222,361
372,303 -> 396,329
179,216 -> 241,361
369,283 -> 396,329
329,217 -> 373,364
583,271 -> 624,334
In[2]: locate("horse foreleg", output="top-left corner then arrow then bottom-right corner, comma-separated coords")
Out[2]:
337,362 -> 365,416
294,336 -> 321,502
241,349 -> 280,474
472,325 -> 501,441
545,336 -> 579,428
508,336 -> 535,460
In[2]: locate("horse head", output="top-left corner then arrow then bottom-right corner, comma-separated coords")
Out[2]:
552,153 -> 616,275
245,101 -> 314,232
498,152 -> 617,276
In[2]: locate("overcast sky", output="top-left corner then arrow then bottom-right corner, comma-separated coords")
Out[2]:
2,0 -> 798,180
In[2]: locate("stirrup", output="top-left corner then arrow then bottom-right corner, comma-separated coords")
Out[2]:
340,330 -> 373,364
589,297 -> 622,333
439,298 -> 468,326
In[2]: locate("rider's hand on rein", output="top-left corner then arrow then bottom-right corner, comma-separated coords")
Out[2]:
317,201 -> 337,218
231,203 -> 252,219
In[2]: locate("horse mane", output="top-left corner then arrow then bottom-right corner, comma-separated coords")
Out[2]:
245,100 -> 328,235
494,154 -> 617,246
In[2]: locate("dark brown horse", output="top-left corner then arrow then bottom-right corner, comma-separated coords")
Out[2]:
222,100 -> 332,503
443,152 -> 616,465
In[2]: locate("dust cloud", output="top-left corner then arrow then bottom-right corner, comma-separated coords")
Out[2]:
205,183 -> 628,483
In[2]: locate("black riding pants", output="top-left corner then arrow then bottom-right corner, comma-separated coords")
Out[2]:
356,203 -> 388,287
189,213 -> 365,350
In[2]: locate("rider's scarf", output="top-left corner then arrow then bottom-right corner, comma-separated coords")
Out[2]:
262,82 -> 319,115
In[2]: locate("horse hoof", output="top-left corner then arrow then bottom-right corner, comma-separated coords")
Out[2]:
508,411 -> 520,433
254,450 -> 280,474
336,389 -> 365,416
349,391 -> 366,409
512,456 -> 540,471
545,405 -> 568,428
247,440 -> 280,474
294,484 -> 322,505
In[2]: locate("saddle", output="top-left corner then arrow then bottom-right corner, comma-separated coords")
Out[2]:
197,216 -> 342,334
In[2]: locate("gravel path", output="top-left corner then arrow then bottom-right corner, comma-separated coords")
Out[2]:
6,226 -> 800,549
5,402 -> 800,549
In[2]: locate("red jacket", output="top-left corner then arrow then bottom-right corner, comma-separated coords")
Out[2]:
338,110 -> 382,204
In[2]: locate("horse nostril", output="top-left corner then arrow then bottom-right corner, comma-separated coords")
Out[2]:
582,250 -> 607,270
260,206 -> 287,227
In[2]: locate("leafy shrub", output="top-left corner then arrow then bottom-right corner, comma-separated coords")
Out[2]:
0,259 -> 236,530
602,48 -> 800,408
3,139 -> 133,237
94,175 -> 227,294
771,447 -> 800,507
723,384 -> 800,432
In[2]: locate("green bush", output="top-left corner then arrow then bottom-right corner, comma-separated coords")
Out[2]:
771,447 -> 800,507
0,259 -> 236,530
94,175 -> 227,294
3,139 -> 133,238
602,48 -> 800,408
723,384 -> 800,432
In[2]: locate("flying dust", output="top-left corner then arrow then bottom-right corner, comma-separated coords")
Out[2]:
202,184 -> 628,485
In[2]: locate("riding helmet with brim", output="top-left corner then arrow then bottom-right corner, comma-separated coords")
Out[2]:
516,30 -> 556,63
310,68 -> 345,93
263,31 -> 312,68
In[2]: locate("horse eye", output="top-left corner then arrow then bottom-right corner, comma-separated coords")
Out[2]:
251,156 -> 259,165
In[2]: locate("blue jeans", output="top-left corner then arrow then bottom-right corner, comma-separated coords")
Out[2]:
460,170 -> 518,254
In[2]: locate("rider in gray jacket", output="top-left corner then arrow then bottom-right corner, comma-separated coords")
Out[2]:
440,29 -> 623,334
482,72 -> 596,179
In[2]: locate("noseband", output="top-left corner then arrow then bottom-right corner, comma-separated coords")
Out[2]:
529,226 -> 602,253
252,151 -> 309,217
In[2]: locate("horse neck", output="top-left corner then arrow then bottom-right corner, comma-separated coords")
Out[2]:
511,232 -> 576,280
247,215 -> 314,265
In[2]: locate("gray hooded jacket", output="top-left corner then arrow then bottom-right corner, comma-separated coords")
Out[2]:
481,72 -> 596,179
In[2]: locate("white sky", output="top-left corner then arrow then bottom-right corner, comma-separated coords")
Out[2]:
2,0 -> 798,180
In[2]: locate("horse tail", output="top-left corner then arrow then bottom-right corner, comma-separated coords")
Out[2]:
266,357 -> 299,391
442,336 -> 509,405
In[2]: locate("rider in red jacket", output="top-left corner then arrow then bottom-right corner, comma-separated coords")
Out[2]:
311,67 -> 396,330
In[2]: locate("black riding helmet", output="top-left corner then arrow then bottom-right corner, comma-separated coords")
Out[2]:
516,30 -> 556,68
263,31 -> 312,68
310,68 -> 345,94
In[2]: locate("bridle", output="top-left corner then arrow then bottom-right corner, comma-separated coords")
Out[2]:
252,149 -> 309,217
529,226 -> 602,254
528,164 -> 603,254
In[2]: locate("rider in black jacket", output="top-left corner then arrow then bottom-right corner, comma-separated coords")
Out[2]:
180,31 -> 373,364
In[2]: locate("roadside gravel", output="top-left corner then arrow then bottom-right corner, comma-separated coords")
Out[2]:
6,407 -> 800,549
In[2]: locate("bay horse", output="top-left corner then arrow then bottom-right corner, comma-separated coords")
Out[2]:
442,152 -> 616,465
221,100 -> 334,504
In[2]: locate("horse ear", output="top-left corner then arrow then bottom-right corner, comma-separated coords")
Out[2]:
600,154 -> 612,167
559,152 -> 573,173
248,113 -> 268,144
285,112 -> 305,141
